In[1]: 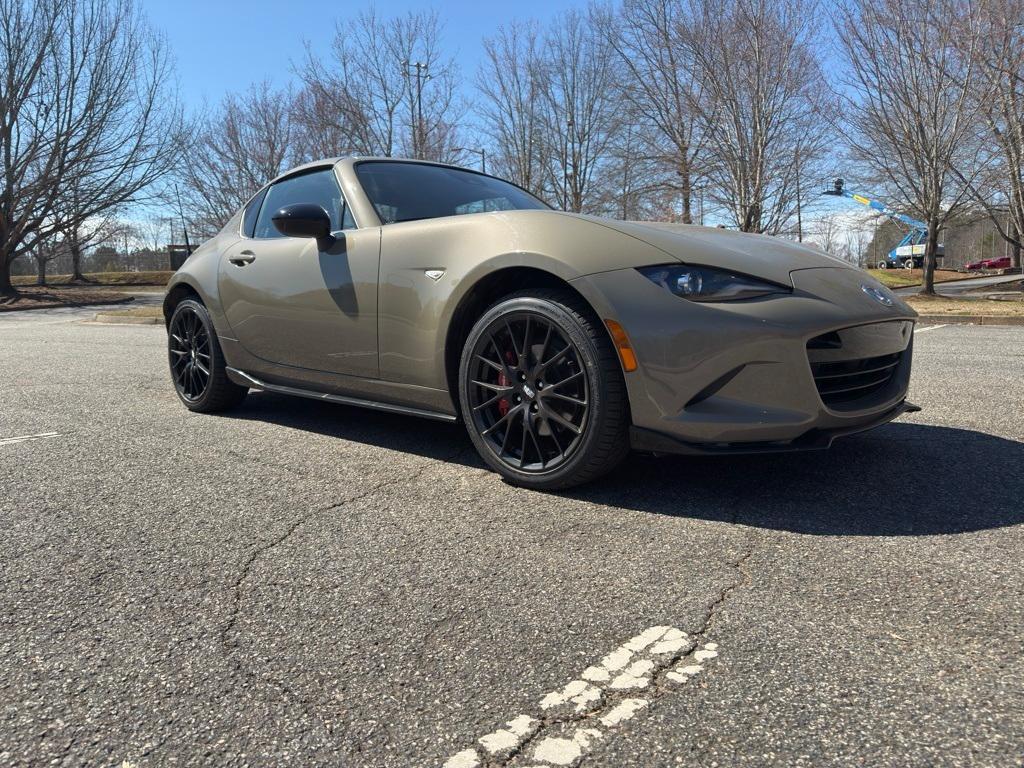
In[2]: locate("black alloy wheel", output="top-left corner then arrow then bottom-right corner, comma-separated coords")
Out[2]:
169,305 -> 212,402
459,289 -> 630,490
167,298 -> 248,412
467,311 -> 590,472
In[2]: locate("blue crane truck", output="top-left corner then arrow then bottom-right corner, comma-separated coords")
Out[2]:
822,178 -> 945,269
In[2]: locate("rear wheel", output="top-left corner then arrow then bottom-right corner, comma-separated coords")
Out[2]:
903,259 -> 915,269
876,260 -> 888,269
168,299 -> 248,412
458,289 -> 630,490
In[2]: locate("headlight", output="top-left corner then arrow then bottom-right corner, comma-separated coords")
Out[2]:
638,264 -> 791,302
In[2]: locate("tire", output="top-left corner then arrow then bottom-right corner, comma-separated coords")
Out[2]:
167,298 -> 248,412
458,289 -> 630,490
876,260 -> 888,269
903,259 -> 915,270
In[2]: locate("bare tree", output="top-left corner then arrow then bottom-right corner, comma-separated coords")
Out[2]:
136,215 -> 174,255
846,224 -> 874,268
808,212 -> 845,257
296,8 -> 463,163
537,7 -> 623,212
26,233 -> 63,286
954,0 -> 1024,269
179,81 -> 296,236
607,0 -> 703,223
837,0 -> 987,293
679,0 -> 832,234
476,21 -> 547,196
0,0 -> 185,294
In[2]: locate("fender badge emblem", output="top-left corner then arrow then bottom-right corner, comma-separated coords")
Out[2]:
425,269 -> 446,281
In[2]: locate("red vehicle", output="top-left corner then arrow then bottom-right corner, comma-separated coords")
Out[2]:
965,256 -> 1011,271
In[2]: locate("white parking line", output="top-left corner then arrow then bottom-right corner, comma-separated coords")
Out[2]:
0,431 -> 60,447
914,324 -> 948,334
441,626 -> 721,767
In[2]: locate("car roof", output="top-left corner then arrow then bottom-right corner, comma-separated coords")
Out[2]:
268,156 -> 490,186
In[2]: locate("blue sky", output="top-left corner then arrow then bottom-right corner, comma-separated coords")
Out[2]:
141,0 -> 584,109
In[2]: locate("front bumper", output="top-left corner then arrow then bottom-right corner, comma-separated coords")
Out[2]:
571,266 -> 919,454
630,399 -> 921,456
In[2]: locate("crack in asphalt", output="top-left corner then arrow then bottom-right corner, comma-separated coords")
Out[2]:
692,537 -> 755,640
219,444 -> 471,737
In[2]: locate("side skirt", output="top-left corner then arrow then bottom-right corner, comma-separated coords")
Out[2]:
226,367 -> 458,423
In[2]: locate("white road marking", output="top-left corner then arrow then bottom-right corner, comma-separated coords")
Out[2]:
914,324 -> 948,334
533,728 -> 603,765
440,626 -> 721,767
443,749 -> 480,768
480,716 -> 539,755
599,698 -> 649,727
0,431 -> 60,447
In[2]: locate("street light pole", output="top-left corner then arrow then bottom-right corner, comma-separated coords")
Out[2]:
456,147 -> 486,173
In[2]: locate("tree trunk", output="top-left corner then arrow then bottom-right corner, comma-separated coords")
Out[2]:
678,162 -> 693,225
0,256 -> 14,296
36,256 -> 47,286
920,218 -> 940,295
1010,220 -> 1022,270
71,241 -> 84,281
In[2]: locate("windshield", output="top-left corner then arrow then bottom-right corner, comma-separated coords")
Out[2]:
355,161 -> 549,224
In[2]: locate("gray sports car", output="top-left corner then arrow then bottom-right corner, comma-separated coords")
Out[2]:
164,158 -> 918,489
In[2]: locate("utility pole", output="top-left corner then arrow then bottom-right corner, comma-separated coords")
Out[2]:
174,183 -> 191,257
564,117 -> 575,212
795,150 -> 803,242
403,61 -> 429,158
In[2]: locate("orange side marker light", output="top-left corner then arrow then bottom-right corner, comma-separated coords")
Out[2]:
604,319 -> 638,372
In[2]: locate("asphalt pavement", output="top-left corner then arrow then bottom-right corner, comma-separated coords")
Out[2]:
1,313 -> 1022,767
894,272 -> 1022,296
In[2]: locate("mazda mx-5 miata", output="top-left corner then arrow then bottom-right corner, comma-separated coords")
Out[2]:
164,158 -> 919,489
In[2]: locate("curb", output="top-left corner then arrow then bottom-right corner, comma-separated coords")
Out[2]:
917,314 -> 1024,326
93,313 -> 162,325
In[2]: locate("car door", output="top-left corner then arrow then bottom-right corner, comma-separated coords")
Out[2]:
218,166 -> 379,379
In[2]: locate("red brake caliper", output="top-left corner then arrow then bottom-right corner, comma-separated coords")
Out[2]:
497,350 -> 515,416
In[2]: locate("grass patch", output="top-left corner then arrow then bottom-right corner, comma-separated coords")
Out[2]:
905,294 -> 1024,316
866,268 -> 968,289
12,270 -> 172,287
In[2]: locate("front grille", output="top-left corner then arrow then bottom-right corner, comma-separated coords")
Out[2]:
810,351 -> 903,408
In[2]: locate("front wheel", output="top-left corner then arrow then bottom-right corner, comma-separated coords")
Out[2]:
168,298 -> 248,412
458,289 -> 630,490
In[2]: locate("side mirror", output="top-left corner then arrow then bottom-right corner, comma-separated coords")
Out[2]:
272,203 -> 333,245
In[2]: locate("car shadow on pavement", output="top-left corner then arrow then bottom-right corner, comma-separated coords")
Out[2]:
572,422 -> 1024,536
229,393 -> 1023,536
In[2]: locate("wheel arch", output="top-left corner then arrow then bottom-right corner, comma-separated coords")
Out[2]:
162,281 -> 203,327
443,266 -> 603,401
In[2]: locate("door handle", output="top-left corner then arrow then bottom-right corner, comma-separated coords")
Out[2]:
229,250 -> 256,266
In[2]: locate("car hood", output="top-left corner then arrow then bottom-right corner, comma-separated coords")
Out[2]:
584,218 -> 854,285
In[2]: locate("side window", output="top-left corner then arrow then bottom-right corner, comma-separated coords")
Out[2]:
253,168 -> 344,239
242,187 -> 268,238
